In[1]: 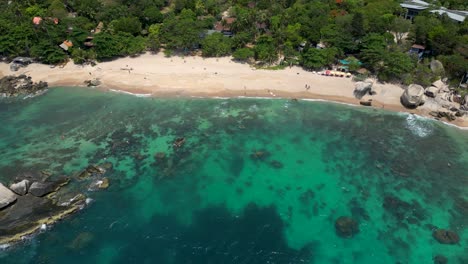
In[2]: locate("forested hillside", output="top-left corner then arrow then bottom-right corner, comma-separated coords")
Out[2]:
0,0 -> 466,86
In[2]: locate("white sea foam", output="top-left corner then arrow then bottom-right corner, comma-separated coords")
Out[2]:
23,89 -> 48,99
108,89 -> 151,97
405,114 -> 434,137
0,243 -> 11,250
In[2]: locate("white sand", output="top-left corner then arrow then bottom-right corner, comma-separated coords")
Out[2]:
1,52 -> 466,127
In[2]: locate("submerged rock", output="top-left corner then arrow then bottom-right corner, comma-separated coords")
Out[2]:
173,137 -> 186,148
433,255 -> 448,264
433,229 -> 460,244
0,183 -> 17,209
68,232 -> 94,250
335,216 -> 359,238
9,179 -> 30,196
401,84 -> 426,108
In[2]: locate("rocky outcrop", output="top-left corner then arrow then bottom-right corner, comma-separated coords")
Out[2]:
335,216 -> 359,238
462,95 -> 468,111
77,164 -> 106,179
353,81 -> 373,99
0,163 -> 110,245
433,229 -> 460,244
401,84 -> 426,108
0,183 -> 17,209
429,111 -> 457,121
9,180 -> 30,196
0,75 -> 48,97
84,78 -> 101,87
0,193 -> 84,245
425,86 -> 439,98
29,177 -> 69,197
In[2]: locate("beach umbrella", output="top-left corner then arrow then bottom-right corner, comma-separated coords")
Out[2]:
325,70 -> 331,76
346,73 -> 352,78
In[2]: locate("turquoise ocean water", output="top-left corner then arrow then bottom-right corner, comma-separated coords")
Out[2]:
0,87 -> 467,263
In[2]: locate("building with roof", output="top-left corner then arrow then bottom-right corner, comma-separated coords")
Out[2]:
400,0 -> 467,22
430,8 -> 467,22
400,0 -> 431,20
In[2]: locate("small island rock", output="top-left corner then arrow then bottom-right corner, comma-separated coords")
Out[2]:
9,179 -> 30,196
0,183 -> 17,209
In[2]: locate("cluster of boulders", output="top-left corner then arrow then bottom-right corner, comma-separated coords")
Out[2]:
0,177 -> 69,209
353,79 -> 376,106
0,75 -> 48,97
0,164 -> 110,245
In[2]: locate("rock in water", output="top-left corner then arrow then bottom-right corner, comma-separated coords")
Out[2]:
97,178 -> 109,189
401,84 -> 426,108
353,81 -> 373,99
0,183 -> 17,209
335,216 -> 359,238
9,180 -> 30,196
432,229 -> 460,244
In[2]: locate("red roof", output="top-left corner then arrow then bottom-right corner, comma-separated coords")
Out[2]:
214,18 -> 236,31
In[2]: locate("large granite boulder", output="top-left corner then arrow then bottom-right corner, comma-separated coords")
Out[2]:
433,229 -> 460,244
0,183 -> 17,209
353,81 -> 373,99
462,95 -> 468,111
401,84 -> 426,108
29,177 -> 69,197
425,86 -> 439,98
9,179 -> 30,196
335,216 -> 359,238
430,60 -> 444,75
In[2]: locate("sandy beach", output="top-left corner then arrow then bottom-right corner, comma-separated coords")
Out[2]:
1,52 -> 467,128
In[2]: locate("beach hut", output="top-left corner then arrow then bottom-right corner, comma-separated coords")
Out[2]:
59,40 -> 73,51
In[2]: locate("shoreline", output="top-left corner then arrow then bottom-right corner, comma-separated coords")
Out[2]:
1,52 -> 467,128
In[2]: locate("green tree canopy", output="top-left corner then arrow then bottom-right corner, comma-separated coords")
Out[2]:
201,32 -> 232,57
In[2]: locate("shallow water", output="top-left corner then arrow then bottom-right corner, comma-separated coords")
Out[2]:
0,88 -> 467,263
